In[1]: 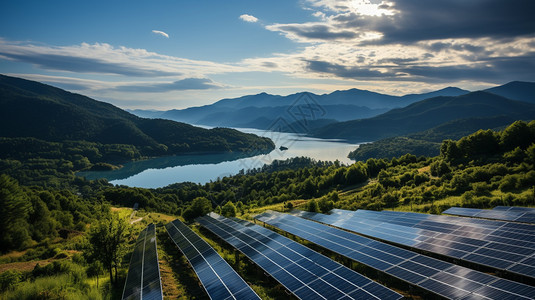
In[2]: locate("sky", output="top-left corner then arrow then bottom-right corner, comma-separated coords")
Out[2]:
1,0 -> 534,110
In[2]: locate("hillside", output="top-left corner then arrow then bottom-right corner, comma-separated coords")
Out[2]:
0,75 -> 274,155
348,115 -> 532,160
485,81 -> 535,104
139,86 -> 468,130
313,91 -> 535,142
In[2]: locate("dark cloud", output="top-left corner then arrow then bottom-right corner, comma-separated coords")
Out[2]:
360,0 -> 534,44
272,24 -> 359,40
377,57 -> 419,65
306,60 -> 395,78
285,0 -> 535,45
305,53 -> 535,84
262,62 -> 278,68
0,52 -> 181,77
115,78 -> 222,93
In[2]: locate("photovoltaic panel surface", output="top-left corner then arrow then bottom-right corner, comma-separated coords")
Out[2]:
444,207 -> 535,224
165,219 -> 260,300
493,206 -> 535,213
320,209 -> 535,279
196,212 -> 402,300
122,223 -> 163,300
255,211 -> 535,300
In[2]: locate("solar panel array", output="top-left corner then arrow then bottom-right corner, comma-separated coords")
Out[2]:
314,209 -> 535,279
122,223 -> 163,300
165,219 -> 260,300
256,210 -> 535,300
197,212 -> 402,300
493,206 -> 535,213
444,207 -> 535,224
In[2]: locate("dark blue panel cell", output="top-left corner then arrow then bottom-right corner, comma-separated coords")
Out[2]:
363,281 -> 409,300
418,278 -> 470,299
320,272 -> 358,295
293,285 -> 322,300
398,260 -> 439,277
385,266 -> 426,284
308,278 -> 346,300
489,279 -> 535,299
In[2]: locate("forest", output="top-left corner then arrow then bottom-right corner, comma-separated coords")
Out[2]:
1,120 -> 534,299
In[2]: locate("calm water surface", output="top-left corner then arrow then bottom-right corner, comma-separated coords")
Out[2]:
78,128 -> 360,188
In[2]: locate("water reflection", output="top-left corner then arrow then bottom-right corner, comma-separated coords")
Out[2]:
77,129 -> 360,188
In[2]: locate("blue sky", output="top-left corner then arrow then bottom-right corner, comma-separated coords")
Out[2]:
1,0 -> 534,109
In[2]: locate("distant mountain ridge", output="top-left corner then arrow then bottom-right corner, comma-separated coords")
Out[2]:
315,91 -> 535,142
0,74 -> 274,155
133,86 -> 470,129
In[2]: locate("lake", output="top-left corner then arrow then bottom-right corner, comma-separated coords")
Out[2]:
77,128 -> 360,188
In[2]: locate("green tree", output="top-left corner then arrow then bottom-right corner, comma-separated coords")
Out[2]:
345,163 -> 368,185
318,197 -> 334,213
307,199 -> 319,212
0,175 -> 31,252
85,210 -> 129,284
501,121 -> 533,150
526,143 -> 535,164
182,197 -> 213,221
221,201 -> 237,217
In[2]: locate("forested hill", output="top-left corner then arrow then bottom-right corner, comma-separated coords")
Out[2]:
0,75 -> 274,155
313,91 -> 535,142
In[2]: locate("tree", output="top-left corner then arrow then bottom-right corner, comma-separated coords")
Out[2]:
318,197 -> 334,213
306,199 -> 319,212
221,201 -> 237,217
182,197 -> 213,221
85,210 -> 129,284
345,163 -> 368,185
501,121 -> 533,150
0,175 -> 31,252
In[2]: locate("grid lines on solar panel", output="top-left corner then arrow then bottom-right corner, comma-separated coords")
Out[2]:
196,212 -> 402,300
255,211 -> 535,300
324,209 -> 535,279
444,207 -> 535,224
122,224 -> 163,300
493,206 -> 535,213
165,219 -> 260,300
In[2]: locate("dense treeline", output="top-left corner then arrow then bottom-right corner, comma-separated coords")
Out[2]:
338,120 -> 535,212
0,174 -> 101,253
348,116 -> 529,160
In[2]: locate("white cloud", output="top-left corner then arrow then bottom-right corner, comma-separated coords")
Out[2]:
152,30 -> 169,38
0,38 -> 247,78
239,14 -> 258,23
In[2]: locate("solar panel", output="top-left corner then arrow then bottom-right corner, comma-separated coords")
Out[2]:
165,219 -> 260,300
330,209 -> 535,246
311,209 -> 535,280
196,212 -> 402,300
122,223 -> 163,300
493,206 -> 535,213
255,211 -> 535,300
444,207 -> 535,224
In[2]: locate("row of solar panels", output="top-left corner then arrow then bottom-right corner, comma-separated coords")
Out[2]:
444,206 -> 535,224
122,224 -> 164,300
311,208 -> 535,279
255,210 -> 535,300
123,206 -> 535,300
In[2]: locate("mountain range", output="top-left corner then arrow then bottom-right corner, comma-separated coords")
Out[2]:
314,91 -> 535,142
130,86 -> 469,129
0,75 -> 274,156
130,81 -> 535,144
